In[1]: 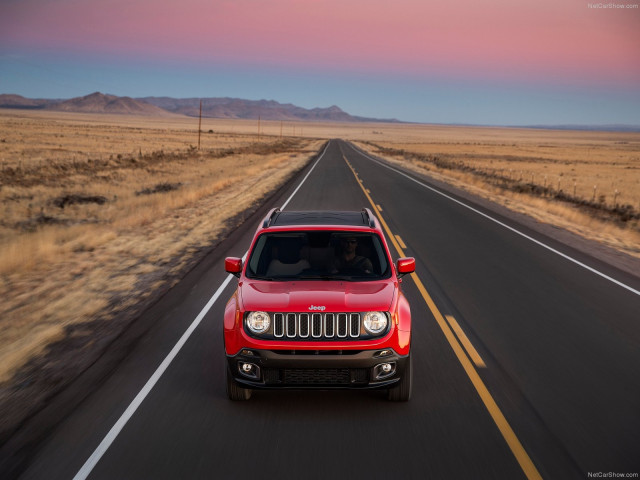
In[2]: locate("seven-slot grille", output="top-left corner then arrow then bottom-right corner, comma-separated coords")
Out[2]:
272,312 -> 362,340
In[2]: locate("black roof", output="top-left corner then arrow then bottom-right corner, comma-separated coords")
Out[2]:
267,210 -> 375,228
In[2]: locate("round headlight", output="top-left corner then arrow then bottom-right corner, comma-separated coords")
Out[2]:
363,311 -> 388,334
246,311 -> 271,334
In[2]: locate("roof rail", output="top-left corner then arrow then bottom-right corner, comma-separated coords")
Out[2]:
262,208 -> 280,228
362,208 -> 376,228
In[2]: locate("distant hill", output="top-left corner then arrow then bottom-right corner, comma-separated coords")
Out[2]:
0,92 -> 399,122
0,92 -> 170,116
139,97 -> 398,122
50,92 -> 169,115
521,123 -> 640,133
0,94 -> 59,109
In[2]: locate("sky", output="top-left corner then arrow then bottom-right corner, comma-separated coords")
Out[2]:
1,0 -> 639,125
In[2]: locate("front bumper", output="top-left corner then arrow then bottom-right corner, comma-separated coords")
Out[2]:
226,348 -> 409,390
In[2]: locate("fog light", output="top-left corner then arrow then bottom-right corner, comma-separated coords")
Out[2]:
238,362 -> 260,379
374,361 -> 396,380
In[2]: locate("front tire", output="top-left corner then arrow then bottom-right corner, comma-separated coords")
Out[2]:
226,366 -> 252,401
388,354 -> 412,401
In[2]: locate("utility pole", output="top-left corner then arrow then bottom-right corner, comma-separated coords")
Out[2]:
198,99 -> 202,150
258,116 -> 261,140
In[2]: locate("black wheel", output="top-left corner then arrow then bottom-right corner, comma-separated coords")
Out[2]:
226,366 -> 252,401
388,354 -> 412,402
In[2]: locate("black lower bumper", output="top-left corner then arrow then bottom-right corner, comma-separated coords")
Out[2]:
226,348 -> 409,390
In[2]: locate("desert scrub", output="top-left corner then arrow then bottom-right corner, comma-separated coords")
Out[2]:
0,109 -> 324,383
354,132 -> 640,259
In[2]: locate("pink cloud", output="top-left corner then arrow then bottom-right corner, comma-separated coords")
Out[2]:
2,0 -> 639,87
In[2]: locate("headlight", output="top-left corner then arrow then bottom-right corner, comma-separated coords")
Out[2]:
363,311 -> 388,334
246,311 -> 271,334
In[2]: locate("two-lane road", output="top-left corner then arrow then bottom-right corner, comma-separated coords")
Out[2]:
14,140 -> 640,479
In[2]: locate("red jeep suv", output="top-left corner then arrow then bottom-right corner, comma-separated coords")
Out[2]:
224,208 -> 415,401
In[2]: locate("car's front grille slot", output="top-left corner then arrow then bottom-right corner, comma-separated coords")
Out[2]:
325,313 -> 335,338
299,313 -> 309,338
350,313 -> 360,337
274,313 -> 284,337
312,313 -> 322,337
261,312 -> 368,341
286,313 -> 296,337
337,313 -> 348,338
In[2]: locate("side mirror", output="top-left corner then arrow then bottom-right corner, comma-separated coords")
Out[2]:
396,257 -> 415,277
225,257 -> 242,277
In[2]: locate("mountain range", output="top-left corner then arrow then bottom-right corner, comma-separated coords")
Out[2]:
0,92 -> 398,123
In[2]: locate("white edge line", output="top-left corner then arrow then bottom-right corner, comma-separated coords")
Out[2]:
74,141 -> 331,480
73,275 -> 233,480
350,143 -> 640,297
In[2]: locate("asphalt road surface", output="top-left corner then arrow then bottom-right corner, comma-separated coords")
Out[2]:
13,140 -> 640,479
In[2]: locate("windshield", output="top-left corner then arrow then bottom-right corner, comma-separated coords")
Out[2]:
246,231 -> 391,281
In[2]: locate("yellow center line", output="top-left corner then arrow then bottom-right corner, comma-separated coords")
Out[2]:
345,156 -> 542,480
446,315 -> 486,368
395,235 -> 408,250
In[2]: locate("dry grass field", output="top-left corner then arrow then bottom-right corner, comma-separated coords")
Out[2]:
349,126 -> 640,259
253,120 -> 639,258
0,110 -> 638,442
0,110 -> 322,386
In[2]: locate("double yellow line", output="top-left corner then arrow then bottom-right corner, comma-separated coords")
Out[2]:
345,156 -> 542,480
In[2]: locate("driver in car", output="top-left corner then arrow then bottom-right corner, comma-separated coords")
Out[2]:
332,236 -> 373,274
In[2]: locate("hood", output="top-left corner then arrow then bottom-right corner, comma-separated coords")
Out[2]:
239,280 -> 396,312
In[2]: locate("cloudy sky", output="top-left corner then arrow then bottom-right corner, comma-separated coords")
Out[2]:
1,0 -> 639,125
